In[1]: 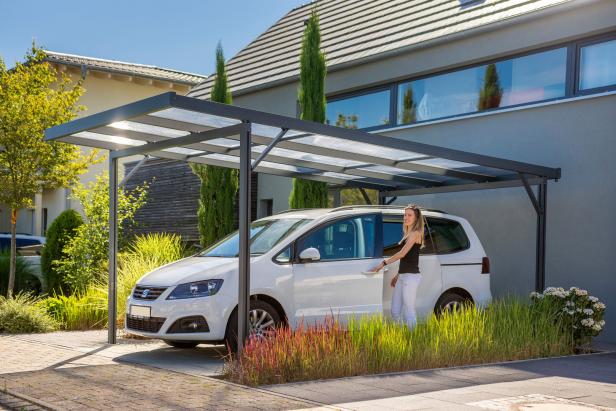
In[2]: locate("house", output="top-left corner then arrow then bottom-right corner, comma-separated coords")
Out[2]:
0,51 -> 206,236
183,0 -> 615,339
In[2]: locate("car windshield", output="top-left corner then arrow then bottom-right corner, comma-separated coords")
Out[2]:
199,218 -> 311,257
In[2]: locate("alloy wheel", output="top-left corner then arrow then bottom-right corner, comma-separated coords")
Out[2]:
248,308 -> 276,339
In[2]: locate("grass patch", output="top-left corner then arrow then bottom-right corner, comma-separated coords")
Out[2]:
225,298 -> 573,386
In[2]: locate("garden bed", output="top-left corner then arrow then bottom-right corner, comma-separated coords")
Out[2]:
224,290 -> 606,386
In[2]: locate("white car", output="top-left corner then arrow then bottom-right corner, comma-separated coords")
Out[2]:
125,206 -> 492,349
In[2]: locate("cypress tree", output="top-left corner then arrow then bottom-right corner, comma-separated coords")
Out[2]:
190,43 -> 238,247
478,63 -> 503,111
401,86 -> 417,124
289,10 -> 328,209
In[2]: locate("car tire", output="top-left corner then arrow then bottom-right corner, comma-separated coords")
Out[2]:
225,299 -> 282,354
163,340 -> 200,349
435,292 -> 473,316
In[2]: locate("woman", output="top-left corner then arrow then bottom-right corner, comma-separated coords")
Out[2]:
372,204 -> 424,328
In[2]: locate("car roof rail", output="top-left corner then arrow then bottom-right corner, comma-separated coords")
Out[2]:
272,208 -> 326,216
328,205 -> 448,214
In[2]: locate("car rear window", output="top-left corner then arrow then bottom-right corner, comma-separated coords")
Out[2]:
427,218 -> 470,254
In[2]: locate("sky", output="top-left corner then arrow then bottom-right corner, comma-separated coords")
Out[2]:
0,0 -> 308,75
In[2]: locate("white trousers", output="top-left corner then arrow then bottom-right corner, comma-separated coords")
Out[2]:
391,273 -> 422,328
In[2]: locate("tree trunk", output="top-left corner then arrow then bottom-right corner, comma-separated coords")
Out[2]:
7,208 -> 18,298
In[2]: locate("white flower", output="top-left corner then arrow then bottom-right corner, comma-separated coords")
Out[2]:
592,324 -> 602,332
545,287 -> 558,293
583,309 -> 594,316
599,320 -> 606,327
565,301 -> 574,307
575,289 -> 588,297
569,286 -> 578,291
576,308 -> 582,313
530,291 -> 541,299
566,309 -> 575,315
593,302 -> 606,310
581,318 -> 595,327
589,296 -> 598,303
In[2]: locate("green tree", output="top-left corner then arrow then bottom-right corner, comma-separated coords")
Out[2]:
41,209 -> 83,293
54,174 -> 148,293
478,63 -> 503,111
0,46 -> 93,297
289,9 -> 328,209
190,43 -> 239,248
401,86 -> 417,124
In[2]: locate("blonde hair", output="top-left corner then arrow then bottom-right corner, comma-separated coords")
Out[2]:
399,204 -> 425,247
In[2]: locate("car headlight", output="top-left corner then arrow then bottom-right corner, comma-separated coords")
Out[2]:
166,279 -> 224,300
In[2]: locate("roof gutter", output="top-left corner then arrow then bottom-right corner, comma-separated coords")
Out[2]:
227,0 -> 596,98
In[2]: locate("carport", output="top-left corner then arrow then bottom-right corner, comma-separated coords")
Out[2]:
45,92 -> 560,352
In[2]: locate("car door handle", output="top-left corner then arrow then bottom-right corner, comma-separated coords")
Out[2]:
361,268 -> 387,276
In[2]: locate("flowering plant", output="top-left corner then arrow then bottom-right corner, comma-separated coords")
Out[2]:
530,287 -> 606,346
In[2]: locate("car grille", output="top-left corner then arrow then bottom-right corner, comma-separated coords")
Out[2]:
126,315 -> 166,333
133,285 -> 167,300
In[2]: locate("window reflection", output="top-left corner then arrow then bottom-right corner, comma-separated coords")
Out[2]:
579,39 -> 616,90
326,89 -> 390,129
398,48 -> 566,124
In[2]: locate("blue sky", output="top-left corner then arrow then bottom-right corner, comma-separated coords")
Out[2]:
0,0 -> 307,75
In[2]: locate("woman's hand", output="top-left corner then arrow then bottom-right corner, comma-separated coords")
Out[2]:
370,262 -> 383,273
390,274 -> 398,288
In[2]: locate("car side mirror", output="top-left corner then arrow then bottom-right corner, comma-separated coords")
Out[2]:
299,247 -> 320,262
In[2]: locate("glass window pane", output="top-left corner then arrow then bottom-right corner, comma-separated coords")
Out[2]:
427,218 -> 470,254
498,47 -> 566,106
397,48 -> 567,124
579,39 -> 616,90
383,217 -> 435,257
326,90 -> 391,129
297,215 -> 377,261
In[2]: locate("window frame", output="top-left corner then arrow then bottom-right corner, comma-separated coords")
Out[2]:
290,213 -> 383,264
574,32 -> 616,96
325,31 -> 616,131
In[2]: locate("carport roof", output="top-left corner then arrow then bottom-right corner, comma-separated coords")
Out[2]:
45,92 -> 560,196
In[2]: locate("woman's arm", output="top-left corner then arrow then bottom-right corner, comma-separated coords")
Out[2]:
371,231 -> 421,272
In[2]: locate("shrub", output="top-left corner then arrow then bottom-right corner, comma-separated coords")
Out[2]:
40,233 -> 184,330
0,293 -> 58,333
41,209 -> 83,294
54,174 -> 147,293
531,286 -> 606,346
0,248 -> 40,296
225,298 -> 573,386
39,292 -> 106,330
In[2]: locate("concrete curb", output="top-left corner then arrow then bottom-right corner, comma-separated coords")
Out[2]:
0,387 -> 63,411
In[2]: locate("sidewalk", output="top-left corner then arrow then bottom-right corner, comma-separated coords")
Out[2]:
0,331 -> 318,410
1,330 -> 615,410
264,351 -> 616,410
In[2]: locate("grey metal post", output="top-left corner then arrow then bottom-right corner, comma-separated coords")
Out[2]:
108,155 -> 118,344
332,189 -> 341,207
535,180 -> 547,292
237,122 -> 252,354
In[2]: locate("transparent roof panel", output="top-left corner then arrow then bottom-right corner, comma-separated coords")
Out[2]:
253,145 -> 365,168
294,134 -> 425,161
109,121 -> 189,138
73,132 -> 145,147
149,108 -> 240,129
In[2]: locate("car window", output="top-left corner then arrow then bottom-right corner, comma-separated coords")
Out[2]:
383,219 -> 435,257
274,245 -> 292,264
427,218 -> 470,254
297,215 -> 378,261
200,218 -> 310,257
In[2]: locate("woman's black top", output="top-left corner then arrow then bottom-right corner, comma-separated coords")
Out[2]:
399,241 -> 420,274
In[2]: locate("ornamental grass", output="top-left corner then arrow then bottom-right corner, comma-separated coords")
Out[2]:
225,297 -> 574,386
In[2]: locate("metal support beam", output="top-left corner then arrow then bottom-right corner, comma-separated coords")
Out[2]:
108,156 -> 119,344
332,189 -> 342,207
120,155 -> 150,187
386,196 -> 398,205
237,122 -> 252,355
535,180 -> 547,292
520,173 -> 542,214
359,188 -> 372,205
251,128 -> 287,170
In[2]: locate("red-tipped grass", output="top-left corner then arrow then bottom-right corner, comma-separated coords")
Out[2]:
224,298 -> 574,386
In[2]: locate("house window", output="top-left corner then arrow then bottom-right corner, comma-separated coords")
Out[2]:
397,47 -> 567,125
579,38 -> 616,91
326,89 -> 391,129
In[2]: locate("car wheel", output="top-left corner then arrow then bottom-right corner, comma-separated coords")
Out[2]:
225,299 -> 281,353
435,292 -> 473,316
163,340 -> 199,349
